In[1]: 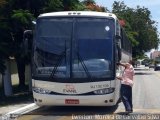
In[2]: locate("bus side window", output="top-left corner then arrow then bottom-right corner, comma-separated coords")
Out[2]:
121,28 -> 131,53
116,21 -> 122,62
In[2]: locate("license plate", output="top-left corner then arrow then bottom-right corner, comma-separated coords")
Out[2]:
65,99 -> 79,104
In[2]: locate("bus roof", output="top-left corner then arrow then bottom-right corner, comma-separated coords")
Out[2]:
38,11 -> 117,19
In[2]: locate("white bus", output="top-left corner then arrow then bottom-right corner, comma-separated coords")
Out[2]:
28,11 -> 132,106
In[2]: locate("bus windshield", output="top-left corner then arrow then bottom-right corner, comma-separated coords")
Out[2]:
33,17 -> 115,80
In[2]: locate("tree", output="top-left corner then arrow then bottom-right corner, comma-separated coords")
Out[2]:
0,28 -> 11,74
43,0 -> 63,12
132,7 -> 159,58
0,0 -> 12,74
43,0 -> 86,12
112,1 -> 160,58
82,0 -> 95,5
0,0 -> 13,97
8,0 -> 47,17
82,0 -> 107,12
63,0 -> 85,11
11,9 -> 34,88
0,0 -> 37,91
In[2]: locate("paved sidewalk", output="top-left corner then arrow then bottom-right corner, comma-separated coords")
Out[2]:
0,91 -> 34,115
0,102 -> 33,115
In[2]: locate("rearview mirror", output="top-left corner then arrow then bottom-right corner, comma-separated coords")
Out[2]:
23,30 -> 33,55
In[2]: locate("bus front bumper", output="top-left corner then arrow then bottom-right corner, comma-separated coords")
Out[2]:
33,91 -> 118,106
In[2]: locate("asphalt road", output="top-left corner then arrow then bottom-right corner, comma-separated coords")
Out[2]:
133,67 -> 160,109
17,67 -> 160,120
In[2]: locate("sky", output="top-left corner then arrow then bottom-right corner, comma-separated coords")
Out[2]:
95,0 -> 160,56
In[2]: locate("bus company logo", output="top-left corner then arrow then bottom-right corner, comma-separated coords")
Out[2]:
63,84 -> 77,93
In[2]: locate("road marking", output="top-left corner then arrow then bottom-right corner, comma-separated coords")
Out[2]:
3,103 -> 39,120
7,103 -> 38,114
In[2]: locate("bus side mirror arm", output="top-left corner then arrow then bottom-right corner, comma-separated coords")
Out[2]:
23,30 -> 33,55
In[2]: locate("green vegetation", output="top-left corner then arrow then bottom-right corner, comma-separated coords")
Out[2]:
112,1 -> 159,59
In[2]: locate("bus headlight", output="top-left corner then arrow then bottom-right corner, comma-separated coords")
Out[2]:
93,88 -> 115,95
33,87 -> 52,94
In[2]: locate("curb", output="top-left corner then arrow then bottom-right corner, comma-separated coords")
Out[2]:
1,103 -> 39,120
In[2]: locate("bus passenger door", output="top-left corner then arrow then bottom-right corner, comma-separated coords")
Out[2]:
115,34 -> 122,102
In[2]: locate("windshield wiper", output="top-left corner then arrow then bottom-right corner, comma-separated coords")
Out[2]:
49,51 -> 66,79
77,52 -> 92,79
49,51 -> 92,80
